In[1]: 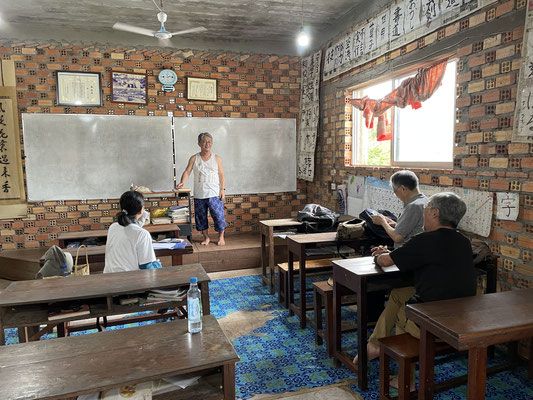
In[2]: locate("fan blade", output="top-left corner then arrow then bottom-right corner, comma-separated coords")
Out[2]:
112,22 -> 156,37
169,26 -> 207,36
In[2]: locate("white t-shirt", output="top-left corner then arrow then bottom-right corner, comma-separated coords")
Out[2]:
103,222 -> 156,273
193,153 -> 220,199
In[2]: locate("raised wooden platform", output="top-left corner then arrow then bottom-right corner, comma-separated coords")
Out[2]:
0,232 -> 266,280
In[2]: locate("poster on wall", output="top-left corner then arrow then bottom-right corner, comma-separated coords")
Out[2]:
513,3 -> 533,143
0,67 -> 27,219
496,192 -> 519,221
297,50 -> 321,181
323,0 -> 499,81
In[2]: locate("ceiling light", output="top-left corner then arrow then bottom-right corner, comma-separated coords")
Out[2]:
297,27 -> 310,47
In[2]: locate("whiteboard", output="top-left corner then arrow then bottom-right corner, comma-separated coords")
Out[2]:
173,117 -> 297,195
22,114 -> 174,201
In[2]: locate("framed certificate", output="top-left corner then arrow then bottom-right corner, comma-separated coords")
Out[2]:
56,71 -> 102,106
187,77 -> 217,102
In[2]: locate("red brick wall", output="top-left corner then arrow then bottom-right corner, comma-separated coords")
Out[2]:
0,43 -> 306,250
309,0 -> 533,290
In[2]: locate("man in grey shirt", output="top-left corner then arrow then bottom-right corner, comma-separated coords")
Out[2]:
371,170 -> 428,249
353,170 -> 428,371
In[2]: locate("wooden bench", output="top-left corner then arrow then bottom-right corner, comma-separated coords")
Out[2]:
379,333 -> 453,400
0,315 -> 239,400
277,258 -> 337,308
313,280 -> 358,356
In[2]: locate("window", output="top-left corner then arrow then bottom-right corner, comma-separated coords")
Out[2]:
352,60 -> 456,168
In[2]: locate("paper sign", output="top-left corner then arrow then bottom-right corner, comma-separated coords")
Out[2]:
496,192 -> 519,221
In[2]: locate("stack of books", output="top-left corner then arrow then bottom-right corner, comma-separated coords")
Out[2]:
167,205 -> 189,223
151,217 -> 172,224
146,288 -> 187,302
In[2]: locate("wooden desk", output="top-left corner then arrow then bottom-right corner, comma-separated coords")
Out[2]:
39,240 -> 194,272
406,289 -> 533,400
0,315 -> 239,400
259,218 -> 303,294
0,263 -> 210,346
287,232 -> 366,329
58,223 -> 181,248
332,256 -> 406,390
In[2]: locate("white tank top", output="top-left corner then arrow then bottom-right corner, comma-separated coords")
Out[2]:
193,153 -> 220,199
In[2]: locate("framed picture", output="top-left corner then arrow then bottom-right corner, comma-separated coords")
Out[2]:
111,71 -> 147,104
56,71 -> 102,106
187,77 -> 217,102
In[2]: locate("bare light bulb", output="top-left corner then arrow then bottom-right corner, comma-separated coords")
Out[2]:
297,27 -> 310,47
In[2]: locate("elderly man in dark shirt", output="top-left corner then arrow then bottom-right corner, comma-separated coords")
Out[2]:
353,192 -> 476,374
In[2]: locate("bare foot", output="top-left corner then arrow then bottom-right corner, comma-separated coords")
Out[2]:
352,342 -> 380,369
217,232 -> 225,246
389,375 -> 415,391
201,237 -> 210,245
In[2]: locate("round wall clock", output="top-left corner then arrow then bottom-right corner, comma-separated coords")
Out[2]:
158,69 -> 177,92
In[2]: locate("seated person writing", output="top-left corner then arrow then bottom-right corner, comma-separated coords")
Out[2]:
104,190 -> 162,273
353,192 -> 477,377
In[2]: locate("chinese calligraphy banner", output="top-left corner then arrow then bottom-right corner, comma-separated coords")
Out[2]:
323,0 -> 499,81
297,50 -> 321,181
513,2 -> 533,143
496,192 -> 519,221
0,61 -> 27,218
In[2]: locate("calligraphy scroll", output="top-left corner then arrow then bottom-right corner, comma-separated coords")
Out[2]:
323,0 -> 499,81
513,3 -> 533,143
0,60 -> 26,218
297,50 -> 321,181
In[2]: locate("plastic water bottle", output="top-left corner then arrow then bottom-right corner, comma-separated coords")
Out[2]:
60,264 -> 71,277
187,277 -> 202,333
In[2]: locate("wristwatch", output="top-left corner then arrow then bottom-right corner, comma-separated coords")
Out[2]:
373,255 -> 380,266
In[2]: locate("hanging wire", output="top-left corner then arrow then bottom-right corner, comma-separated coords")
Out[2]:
152,0 -> 163,12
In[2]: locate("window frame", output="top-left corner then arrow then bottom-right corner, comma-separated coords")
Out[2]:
350,59 -> 457,170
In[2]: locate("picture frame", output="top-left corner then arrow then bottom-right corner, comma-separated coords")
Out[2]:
111,71 -> 148,104
56,71 -> 102,107
187,77 -> 217,102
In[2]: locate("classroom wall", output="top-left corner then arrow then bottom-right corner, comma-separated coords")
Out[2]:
0,42 -> 306,250
308,0 -> 533,291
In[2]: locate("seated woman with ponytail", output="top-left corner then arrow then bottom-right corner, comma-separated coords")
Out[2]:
103,190 -> 162,273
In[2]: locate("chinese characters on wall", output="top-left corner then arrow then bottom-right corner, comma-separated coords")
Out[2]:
297,50 -> 321,181
0,99 -> 23,200
323,0 -> 496,81
514,3 -> 533,143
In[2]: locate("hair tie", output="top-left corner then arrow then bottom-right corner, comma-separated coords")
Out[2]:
122,209 -> 128,215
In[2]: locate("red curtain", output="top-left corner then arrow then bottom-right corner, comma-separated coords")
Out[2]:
350,58 -> 449,141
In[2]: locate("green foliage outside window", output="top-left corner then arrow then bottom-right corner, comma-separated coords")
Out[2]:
367,128 -> 390,166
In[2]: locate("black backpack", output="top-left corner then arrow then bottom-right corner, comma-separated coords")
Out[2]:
297,204 -> 339,233
359,209 -> 397,246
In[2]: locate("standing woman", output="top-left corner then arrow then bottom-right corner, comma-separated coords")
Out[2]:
104,190 -> 162,273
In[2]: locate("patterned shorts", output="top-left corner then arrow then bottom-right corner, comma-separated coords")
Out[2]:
194,197 -> 226,232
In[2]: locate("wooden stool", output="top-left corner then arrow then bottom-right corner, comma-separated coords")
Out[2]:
313,280 -> 358,357
379,333 -> 453,400
277,258 -> 336,308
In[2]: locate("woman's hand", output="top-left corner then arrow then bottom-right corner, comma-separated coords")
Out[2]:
219,189 -> 225,202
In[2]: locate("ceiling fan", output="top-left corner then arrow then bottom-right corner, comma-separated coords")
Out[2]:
112,0 -> 207,40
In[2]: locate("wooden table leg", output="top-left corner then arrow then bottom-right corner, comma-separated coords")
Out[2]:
356,279 -> 368,390
0,308 -> 5,345
260,229 -> 267,287
418,327 -> 436,400
223,362 -> 236,400
467,346 -> 487,400
333,280 -> 342,368
529,338 -> 533,381
314,287 -> 322,346
199,282 -> 210,315
325,290 -> 333,357
171,254 -> 183,266
268,227 -> 275,295
299,246 -> 307,329
288,250 -> 295,316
